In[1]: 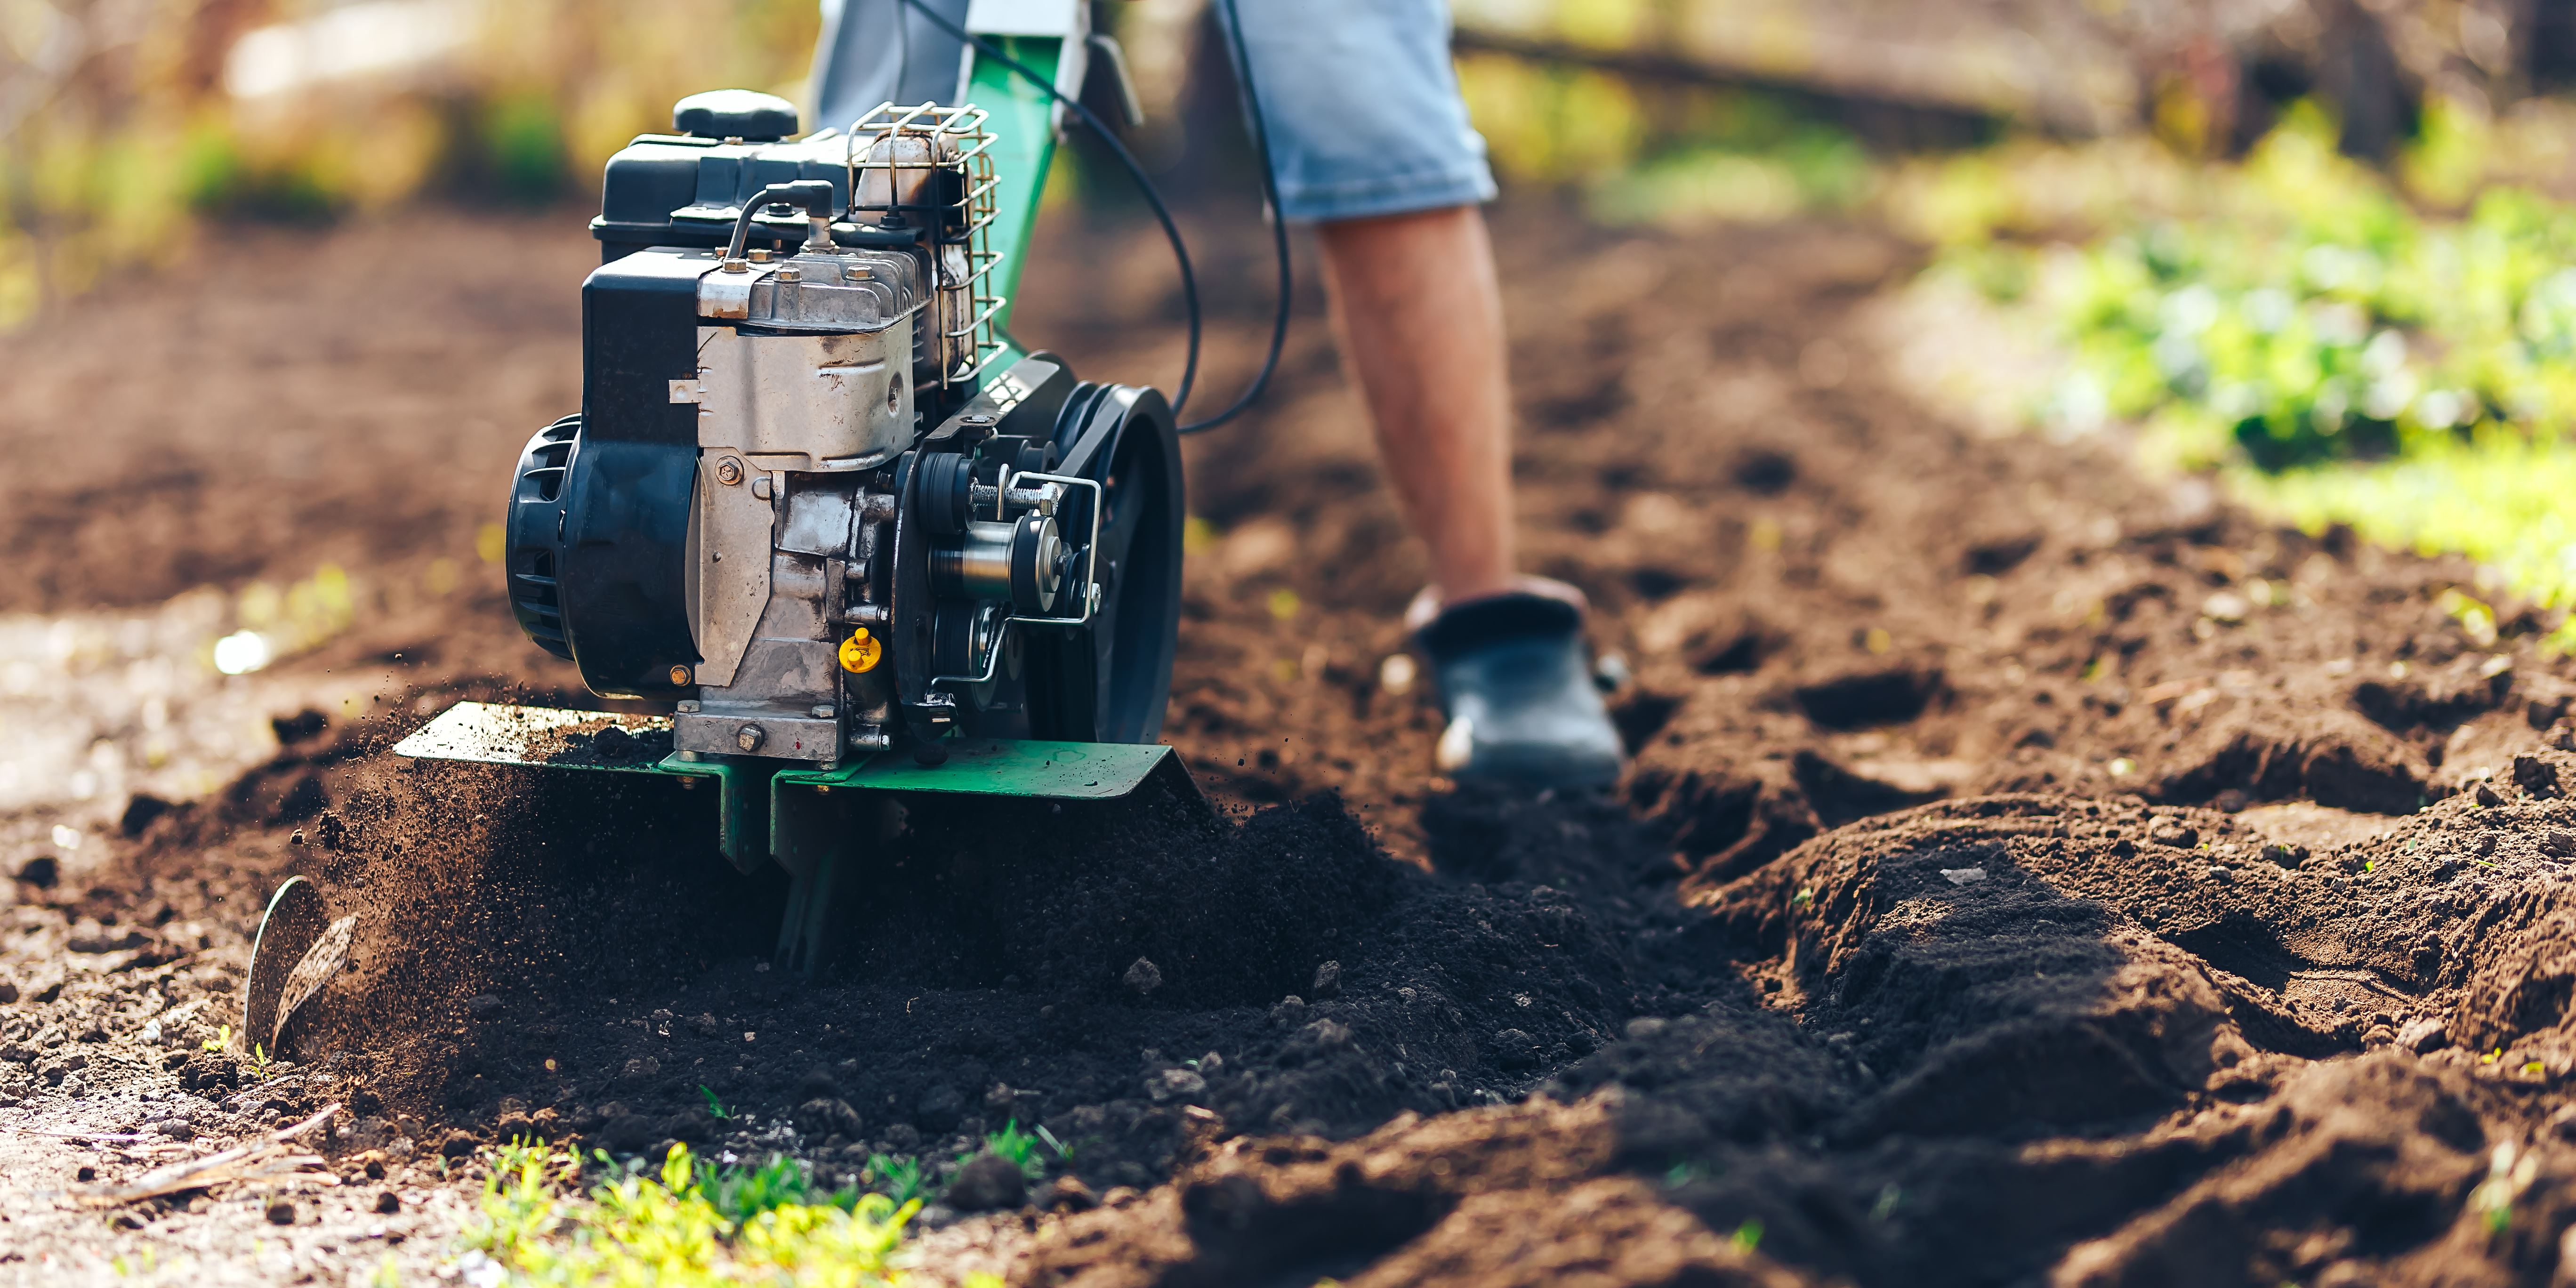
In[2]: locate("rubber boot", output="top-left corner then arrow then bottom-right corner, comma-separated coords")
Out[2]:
1411,585 -> 1625,789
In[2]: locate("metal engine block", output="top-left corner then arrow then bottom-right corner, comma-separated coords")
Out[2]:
502,93 -> 1182,771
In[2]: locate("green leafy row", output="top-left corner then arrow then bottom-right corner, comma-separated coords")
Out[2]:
1917,101 -> 2576,627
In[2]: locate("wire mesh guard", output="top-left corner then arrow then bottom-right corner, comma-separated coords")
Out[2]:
843,102 -> 1005,391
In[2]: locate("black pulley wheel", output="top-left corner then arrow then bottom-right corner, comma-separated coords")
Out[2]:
1025,385 -> 1183,744
505,415 -> 581,660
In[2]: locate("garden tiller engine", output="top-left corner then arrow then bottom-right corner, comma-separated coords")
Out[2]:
395,1 -> 1194,973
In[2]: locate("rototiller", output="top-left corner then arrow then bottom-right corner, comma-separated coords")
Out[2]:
393,0 -> 1266,974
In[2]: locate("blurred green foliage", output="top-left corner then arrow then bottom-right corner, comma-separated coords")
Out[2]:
467,1141 -> 970,1287
1912,97 -> 2576,629
0,0 -> 819,327
1458,51 -> 1875,228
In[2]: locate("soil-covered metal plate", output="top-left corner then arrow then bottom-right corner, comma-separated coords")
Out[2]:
392,701 -> 675,770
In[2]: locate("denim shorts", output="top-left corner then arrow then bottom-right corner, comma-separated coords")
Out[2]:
1220,0 -> 1498,222
810,0 -> 1495,225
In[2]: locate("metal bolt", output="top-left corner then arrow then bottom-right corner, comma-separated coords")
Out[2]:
747,247 -> 772,263
776,266 -> 802,282
676,700 -> 701,712
668,664 -> 692,685
715,458 -> 744,486
735,724 -> 765,752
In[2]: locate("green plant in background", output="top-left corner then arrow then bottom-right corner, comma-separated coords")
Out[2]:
1908,100 -> 2576,638
980,1119 -> 1071,1181
862,1152 -> 926,1208
686,1151 -> 864,1226
0,0 -> 822,330
1457,46 -> 1879,230
481,92 -> 571,205
466,1141 -> 971,1287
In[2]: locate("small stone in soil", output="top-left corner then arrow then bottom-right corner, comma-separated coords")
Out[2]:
1046,1175 -> 1098,1211
2398,1018 -> 2449,1053
1147,1068 -> 1207,1103
266,1199 -> 296,1225
1122,958 -> 1163,996
1311,960 -> 1342,998
946,1153 -> 1027,1211
439,1130 -> 478,1159
2476,781 -> 2506,808
2149,821 -> 2198,849
376,1191 -> 401,1214
2515,754 -> 2560,798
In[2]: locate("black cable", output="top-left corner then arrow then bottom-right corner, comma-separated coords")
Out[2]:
891,0 -> 1290,433
1183,0 -> 1293,434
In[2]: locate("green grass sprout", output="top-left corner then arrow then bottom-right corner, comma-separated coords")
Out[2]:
983,1119 -> 1049,1180
463,1140 -> 954,1285
863,1153 -> 926,1208
698,1085 -> 729,1120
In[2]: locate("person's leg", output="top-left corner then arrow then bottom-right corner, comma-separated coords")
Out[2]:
1314,204 -> 1517,607
1220,0 -> 1624,787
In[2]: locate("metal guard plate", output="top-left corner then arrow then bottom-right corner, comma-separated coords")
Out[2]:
784,738 -> 1170,799
395,703 -> 1171,800
390,701 -> 673,770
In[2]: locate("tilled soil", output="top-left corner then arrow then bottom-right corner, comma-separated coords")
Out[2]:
8,202 -> 2576,1286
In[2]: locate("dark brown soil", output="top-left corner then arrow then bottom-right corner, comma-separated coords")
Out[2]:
10,201 -> 2576,1286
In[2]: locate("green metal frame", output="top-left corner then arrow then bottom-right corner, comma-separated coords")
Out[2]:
966,34 -> 1062,346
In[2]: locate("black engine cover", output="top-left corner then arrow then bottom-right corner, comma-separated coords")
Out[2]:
505,249 -> 705,700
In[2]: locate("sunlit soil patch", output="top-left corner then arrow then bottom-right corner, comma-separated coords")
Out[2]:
0,580 -> 394,871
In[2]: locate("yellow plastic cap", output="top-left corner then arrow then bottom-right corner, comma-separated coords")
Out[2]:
837,628 -> 883,674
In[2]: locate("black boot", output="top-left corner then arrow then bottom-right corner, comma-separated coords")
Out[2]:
1413,588 -> 1623,789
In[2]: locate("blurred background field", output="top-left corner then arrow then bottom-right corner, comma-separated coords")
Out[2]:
7,0 -> 2576,627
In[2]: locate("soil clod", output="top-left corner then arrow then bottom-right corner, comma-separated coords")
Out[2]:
948,1153 -> 1029,1212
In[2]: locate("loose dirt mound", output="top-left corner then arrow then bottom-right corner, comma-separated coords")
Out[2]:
11,208 -> 2576,1285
